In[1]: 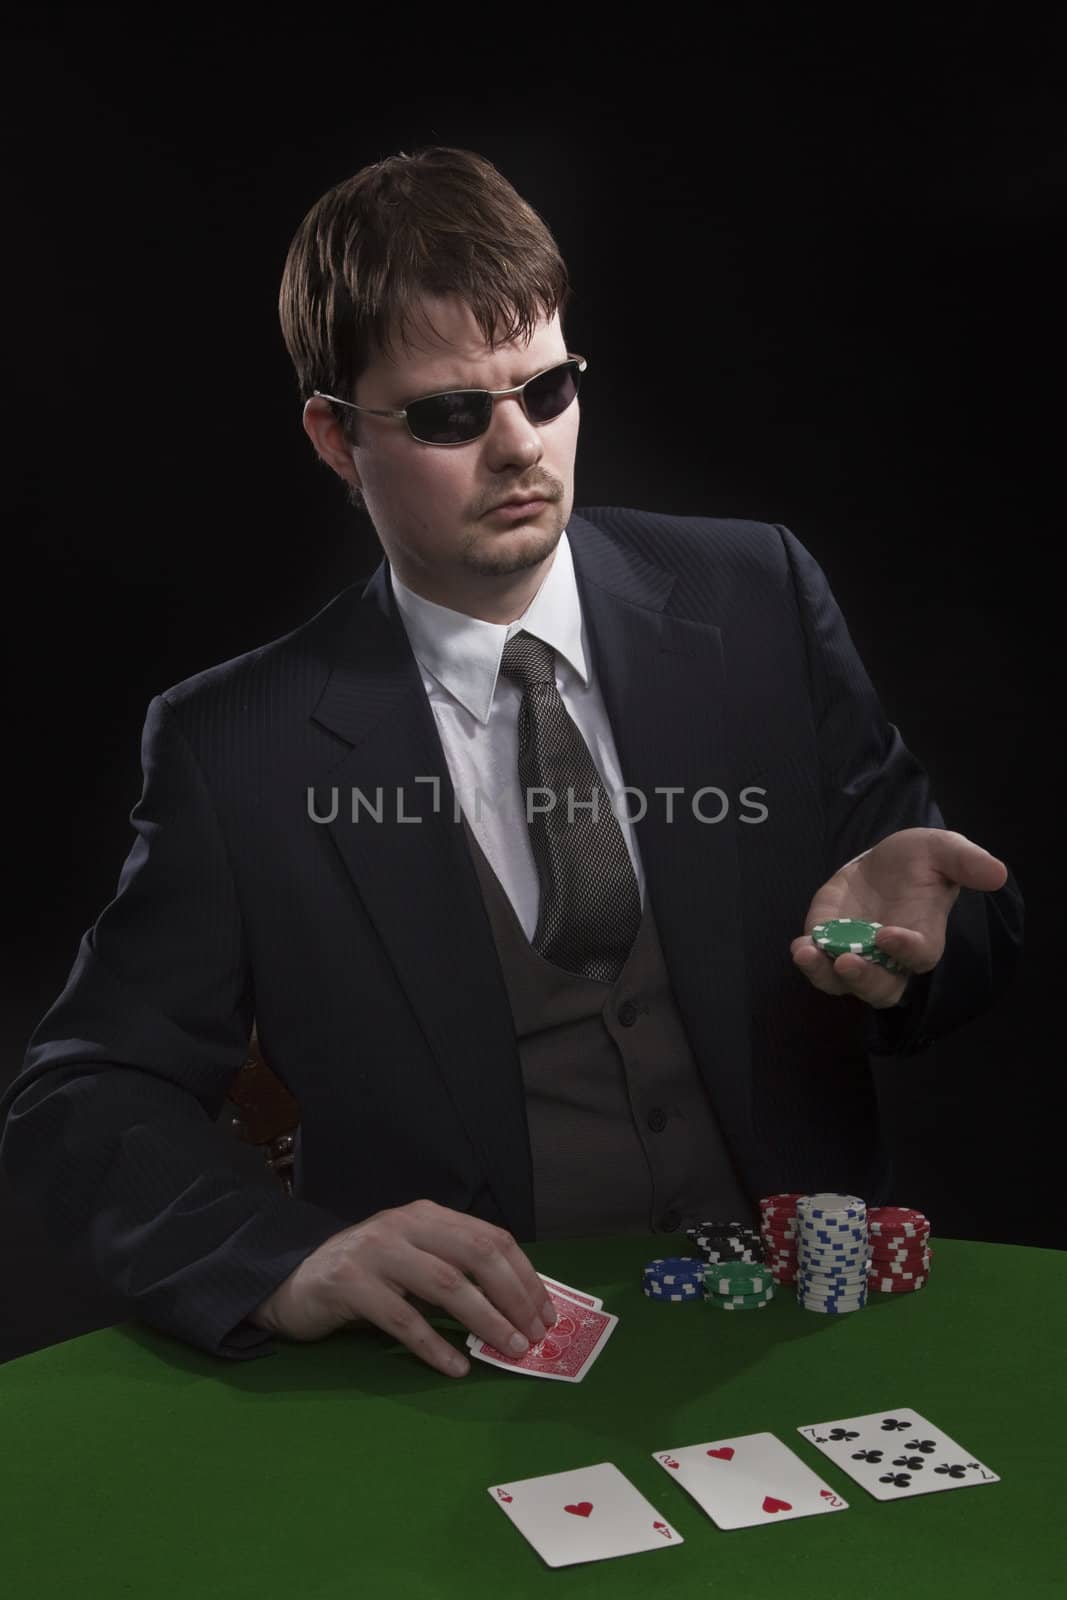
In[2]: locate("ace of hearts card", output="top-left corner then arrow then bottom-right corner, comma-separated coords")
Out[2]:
488,1462 -> 682,1567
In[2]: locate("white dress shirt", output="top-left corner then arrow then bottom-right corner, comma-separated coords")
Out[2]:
389,527 -> 646,943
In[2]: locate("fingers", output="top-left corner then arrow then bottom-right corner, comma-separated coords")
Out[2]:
791,940 -> 842,989
871,926 -> 934,972
926,829 -> 1009,892
407,1203 -> 555,1344
393,1238 -> 551,1363
953,838 -> 1011,889
791,938 -> 907,1009
356,1281 -> 475,1378
320,1202 -> 555,1380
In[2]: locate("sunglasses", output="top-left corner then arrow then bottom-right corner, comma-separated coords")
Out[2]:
314,354 -> 586,446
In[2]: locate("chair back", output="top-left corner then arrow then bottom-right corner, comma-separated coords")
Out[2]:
225,1024 -> 300,1196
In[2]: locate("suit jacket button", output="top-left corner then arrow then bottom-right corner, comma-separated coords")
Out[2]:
660,1208 -> 681,1232
646,1107 -> 667,1133
618,1000 -> 637,1026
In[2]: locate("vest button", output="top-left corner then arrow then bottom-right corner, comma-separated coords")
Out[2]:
618,1000 -> 638,1026
659,1208 -> 681,1232
646,1107 -> 667,1133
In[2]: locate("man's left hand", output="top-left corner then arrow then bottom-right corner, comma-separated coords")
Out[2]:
791,828 -> 1008,1009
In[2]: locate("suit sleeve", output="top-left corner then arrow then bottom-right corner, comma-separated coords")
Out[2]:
776,524 -> 1024,1056
0,694 -> 350,1360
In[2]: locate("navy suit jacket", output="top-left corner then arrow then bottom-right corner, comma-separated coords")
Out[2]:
0,509 -> 1023,1360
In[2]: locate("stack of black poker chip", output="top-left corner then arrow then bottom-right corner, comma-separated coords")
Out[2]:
683,1220 -> 765,1266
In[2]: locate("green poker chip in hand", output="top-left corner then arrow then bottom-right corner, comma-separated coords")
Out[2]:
810,918 -> 905,975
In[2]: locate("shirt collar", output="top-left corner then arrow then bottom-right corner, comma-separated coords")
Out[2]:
388,525 -> 590,724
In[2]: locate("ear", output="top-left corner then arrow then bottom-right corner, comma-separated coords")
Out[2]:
302,395 -> 363,492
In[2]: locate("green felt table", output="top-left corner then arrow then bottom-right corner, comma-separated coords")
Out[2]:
3,1235 -> 1063,1598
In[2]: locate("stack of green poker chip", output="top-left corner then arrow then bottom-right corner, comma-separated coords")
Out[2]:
703,1260 -> 775,1310
720,1290 -> 775,1310
810,918 -> 904,975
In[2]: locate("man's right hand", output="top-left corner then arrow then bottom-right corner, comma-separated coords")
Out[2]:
248,1199 -> 556,1377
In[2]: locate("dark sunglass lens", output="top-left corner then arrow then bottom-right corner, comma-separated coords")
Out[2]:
408,391 -> 490,444
524,362 -> 580,423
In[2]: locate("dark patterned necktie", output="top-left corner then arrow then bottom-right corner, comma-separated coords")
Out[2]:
498,628 -> 642,982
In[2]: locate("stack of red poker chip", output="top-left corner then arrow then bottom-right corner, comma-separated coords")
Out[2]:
867,1206 -> 933,1292
757,1193 -> 807,1284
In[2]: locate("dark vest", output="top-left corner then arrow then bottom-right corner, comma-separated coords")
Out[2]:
459,813 -> 754,1240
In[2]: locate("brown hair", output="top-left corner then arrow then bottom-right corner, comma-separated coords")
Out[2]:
278,146 -> 574,509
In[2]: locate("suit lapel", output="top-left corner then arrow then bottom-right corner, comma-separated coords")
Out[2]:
308,561 -> 536,1236
307,512 -> 752,1236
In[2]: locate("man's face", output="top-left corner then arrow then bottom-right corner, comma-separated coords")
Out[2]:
303,293 -> 580,621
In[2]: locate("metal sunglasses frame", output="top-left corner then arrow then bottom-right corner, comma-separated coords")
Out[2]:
312,354 -> 587,446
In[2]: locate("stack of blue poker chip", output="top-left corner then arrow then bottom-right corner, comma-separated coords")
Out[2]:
642,1256 -> 705,1302
795,1193 -> 869,1314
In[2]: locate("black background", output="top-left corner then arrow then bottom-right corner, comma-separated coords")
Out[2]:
3,13 -> 1061,1358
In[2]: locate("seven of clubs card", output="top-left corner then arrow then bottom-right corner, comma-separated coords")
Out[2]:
798,1408 -> 1000,1500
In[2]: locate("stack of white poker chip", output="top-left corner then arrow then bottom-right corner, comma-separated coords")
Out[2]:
795,1193 -> 870,1314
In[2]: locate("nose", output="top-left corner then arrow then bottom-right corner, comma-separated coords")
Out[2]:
483,393 -> 544,465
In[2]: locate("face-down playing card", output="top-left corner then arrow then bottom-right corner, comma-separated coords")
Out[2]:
488,1462 -> 683,1568
468,1286 -> 617,1381
797,1407 -> 1000,1500
536,1275 -> 602,1309
465,1274 -> 602,1354
653,1432 -> 849,1529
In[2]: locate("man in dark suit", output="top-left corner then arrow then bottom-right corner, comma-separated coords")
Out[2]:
0,147 -> 1022,1375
